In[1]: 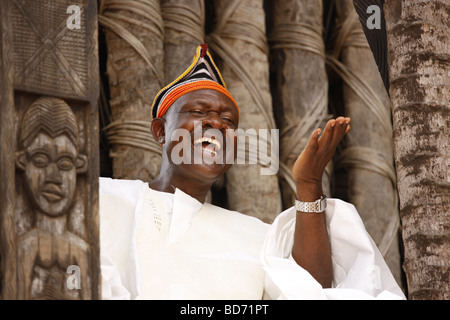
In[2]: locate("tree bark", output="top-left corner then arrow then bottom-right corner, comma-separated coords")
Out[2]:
384,0 -> 450,300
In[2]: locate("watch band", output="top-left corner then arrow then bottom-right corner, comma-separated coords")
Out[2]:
295,196 -> 327,213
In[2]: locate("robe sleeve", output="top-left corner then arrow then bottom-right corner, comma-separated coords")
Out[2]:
101,254 -> 131,300
99,177 -> 146,300
261,198 -> 406,300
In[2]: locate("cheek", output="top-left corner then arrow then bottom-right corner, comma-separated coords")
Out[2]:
60,169 -> 77,194
24,164 -> 45,191
165,118 -> 195,146
167,117 -> 195,134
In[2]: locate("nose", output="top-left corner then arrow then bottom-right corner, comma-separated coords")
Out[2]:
45,162 -> 62,184
203,112 -> 225,130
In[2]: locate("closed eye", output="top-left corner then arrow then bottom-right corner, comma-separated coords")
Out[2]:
222,117 -> 234,125
221,116 -> 237,128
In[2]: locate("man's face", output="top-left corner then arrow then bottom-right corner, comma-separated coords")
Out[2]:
22,132 -> 79,217
161,89 -> 239,183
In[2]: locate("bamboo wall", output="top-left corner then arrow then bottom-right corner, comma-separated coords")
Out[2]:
98,0 -> 404,290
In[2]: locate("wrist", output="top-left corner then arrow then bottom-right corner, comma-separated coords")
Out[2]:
295,182 -> 323,202
295,195 -> 327,213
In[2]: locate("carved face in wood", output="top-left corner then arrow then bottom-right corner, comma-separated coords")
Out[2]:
20,132 -> 80,216
16,97 -> 87,217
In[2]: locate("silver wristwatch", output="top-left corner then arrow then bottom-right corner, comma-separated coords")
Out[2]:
295,196 -> 327,213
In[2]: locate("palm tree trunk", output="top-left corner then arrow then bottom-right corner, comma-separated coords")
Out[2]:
384,0 -> 450,300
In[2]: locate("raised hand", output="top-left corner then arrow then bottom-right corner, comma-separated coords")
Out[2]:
292,117 -> 351,201
291,117 -> 350,288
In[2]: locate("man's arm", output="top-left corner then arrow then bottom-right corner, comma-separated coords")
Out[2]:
291,117 -> 351,288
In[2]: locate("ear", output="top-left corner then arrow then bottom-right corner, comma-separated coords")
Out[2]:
76,154 -> 88,174
15,150 -> 26,171
150,117 -> 166,145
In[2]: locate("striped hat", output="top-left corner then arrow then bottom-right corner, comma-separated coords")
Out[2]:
150,42 -> 239,119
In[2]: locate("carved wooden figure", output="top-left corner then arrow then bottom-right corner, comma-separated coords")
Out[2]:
15,98 -> 91,299
0,0 -> 99,299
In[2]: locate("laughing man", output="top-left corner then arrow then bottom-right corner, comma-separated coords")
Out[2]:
99,44 -> 405,300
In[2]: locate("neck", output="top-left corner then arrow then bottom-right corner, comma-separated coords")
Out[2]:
149,175 -> 213,203
149,163 -> 215,203
35,212 -> 67,235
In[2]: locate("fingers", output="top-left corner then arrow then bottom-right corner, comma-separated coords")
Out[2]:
304,117 -> 350,156
293,117 -> 350,182
345,124 -> 351,134
318,119 -> 337,145
317,117 -> 350,149
330,117 -> 350,146
305,128 -> 321,153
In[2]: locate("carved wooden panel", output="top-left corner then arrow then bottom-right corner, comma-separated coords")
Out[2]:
0,0 -> 99,299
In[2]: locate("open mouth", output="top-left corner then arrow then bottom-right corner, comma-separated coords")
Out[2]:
193,136 -> 222,157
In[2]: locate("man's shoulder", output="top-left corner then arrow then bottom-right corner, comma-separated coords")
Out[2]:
99,177 -> 147,203
99,176 -> 146,193
99,177 -> 147,224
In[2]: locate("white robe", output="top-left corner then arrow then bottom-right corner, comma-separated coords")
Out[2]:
99,177 -> 405,300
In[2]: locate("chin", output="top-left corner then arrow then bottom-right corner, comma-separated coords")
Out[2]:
189,161 -> 231,182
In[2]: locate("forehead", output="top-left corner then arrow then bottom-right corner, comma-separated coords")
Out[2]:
167,89 -> 238,116
26,132 -> 77,154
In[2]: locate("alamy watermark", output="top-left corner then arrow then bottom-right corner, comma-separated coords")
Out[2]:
169,121 -> 279,176
366,5 -> 381,30
66,5 -> 81,30
66,265 -> 81,290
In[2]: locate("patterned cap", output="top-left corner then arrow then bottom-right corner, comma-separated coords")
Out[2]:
150,43 -> 239,119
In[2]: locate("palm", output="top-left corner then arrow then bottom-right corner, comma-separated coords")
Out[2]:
292,117 -> 351,185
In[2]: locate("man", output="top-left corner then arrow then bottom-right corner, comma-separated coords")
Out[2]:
100,44 -> 404,299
